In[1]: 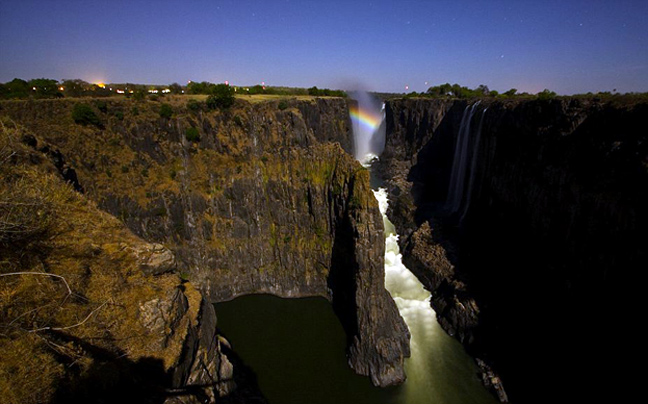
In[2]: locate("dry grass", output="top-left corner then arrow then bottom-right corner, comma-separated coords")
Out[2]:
0,122 -> 196,404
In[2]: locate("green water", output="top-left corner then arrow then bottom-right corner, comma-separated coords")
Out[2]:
215,294 -> 498,404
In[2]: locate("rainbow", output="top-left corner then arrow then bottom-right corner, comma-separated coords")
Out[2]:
350,104 -> 382,131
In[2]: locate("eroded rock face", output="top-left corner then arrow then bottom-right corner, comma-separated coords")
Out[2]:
1,98 -> 409,388
136,278 -> 236,402
379,97 -> 648,403
329,167 -> 410,386
0,130 -> 238,404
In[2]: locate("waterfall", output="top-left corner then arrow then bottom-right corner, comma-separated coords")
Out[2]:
349,91 -> 386,165
459,108 -> 487,224
446,102 -> 482,215
350,99 -> 497,403
349,92 -> 439,369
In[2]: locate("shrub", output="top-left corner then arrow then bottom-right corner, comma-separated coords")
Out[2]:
233,115 -> 243,126
504,88 -> 518,97
95,100 -> 108,113
71,103 -> 102,127
185,127 -> 200,142
206,84 -> 235,109
278,100 -> 288,110
132,88 -> 147,101
159,103 -> 173,119
187,99 -> 202,112
537,89 -> 557,100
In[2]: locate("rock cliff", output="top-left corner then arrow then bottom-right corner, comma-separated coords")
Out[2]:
377,97 -> 648,402
0,123 -> 242,404
0,96 -> 409,390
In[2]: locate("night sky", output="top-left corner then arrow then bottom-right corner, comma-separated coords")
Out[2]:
1,0 -> 647,94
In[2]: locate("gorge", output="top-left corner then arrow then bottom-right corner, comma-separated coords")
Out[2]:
1,93 -> 645,403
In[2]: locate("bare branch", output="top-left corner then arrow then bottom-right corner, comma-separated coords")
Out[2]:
0,271 -> 72,295
29,301 -> 108,332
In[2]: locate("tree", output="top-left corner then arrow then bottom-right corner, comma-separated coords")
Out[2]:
132,86 -> 147,101
426,83 -> 451,97
504,88 -> 517,97
537,89 -> 557,100
61,79 -> 91,97
27,78 -> 61,98
476,84 -> 490,95
169,83 -> 183,95
0,78 -> 29,99
206,84 -> 235,109
188,81 -> 213,94
248,85 -> 264,95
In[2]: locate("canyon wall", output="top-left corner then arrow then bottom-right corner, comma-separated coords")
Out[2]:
0,127 -> 244,404
0,97 -> 409,390
378,97 -> 647,402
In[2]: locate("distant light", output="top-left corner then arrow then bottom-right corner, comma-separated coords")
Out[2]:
59,86 -> 64,91
262,81 -> 265,86
116,89 -> 125,94
225,80 -> 229,85
96,83 -> 106,88
32,87 -> 36,91
424,82 -> 428,85
162,89 -> 171,93
405,85 -> 409,91
188,80 -> 192,84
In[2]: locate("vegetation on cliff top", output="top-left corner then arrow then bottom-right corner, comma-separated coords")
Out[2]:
0,78 -> 347,101
0,120 -> 204,404
395,82 -> 648,103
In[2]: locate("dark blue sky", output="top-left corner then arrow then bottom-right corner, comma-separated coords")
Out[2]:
1,0 -> 647,94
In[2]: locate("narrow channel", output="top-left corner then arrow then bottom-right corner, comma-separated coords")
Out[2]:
214,93 -> 498,404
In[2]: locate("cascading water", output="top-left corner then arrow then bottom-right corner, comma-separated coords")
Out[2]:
446,102 -> 480,214
351,93 -> 497,403
350,91 -> 386,165
210,95 -> 498,404
459,108 -> 487,223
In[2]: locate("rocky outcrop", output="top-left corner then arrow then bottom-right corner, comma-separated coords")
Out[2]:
328,166 -> 410,386
378,96 -> 648,402
0,127 -> 240,404
1,97 -> 409,388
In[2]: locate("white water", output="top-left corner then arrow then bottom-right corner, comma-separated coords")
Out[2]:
352,94 -> 497,403
373,187 -> 496,404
